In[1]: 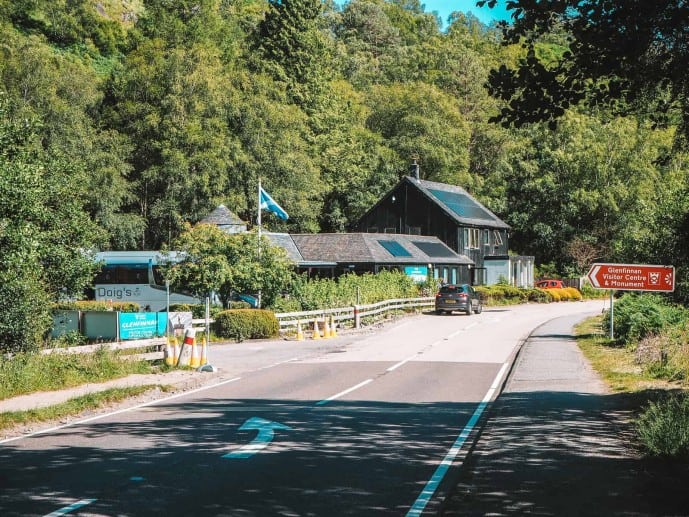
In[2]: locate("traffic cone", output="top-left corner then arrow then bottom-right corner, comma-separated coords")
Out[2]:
323,317 -> 331,339
312,319 -> 321,340
330,315 -> 338,337
296,321 -> 304,341
164,337 -> 174,366
199,335 -> 208,365
189,333 -> 200,368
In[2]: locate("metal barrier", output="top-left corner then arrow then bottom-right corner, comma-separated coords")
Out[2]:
275,297 -> 434,333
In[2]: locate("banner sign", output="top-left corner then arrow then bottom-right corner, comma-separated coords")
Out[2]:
119,312 -> 167,340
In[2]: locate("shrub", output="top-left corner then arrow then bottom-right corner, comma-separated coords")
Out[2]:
213,309 -> 279,342
538,287 -> 583,302
169,303 -> 225,318
604,294 -> 688,346
287,271 -> 419,311
476,284 -> 529,305
54,301 -> 140,312
637,392 -> 689,459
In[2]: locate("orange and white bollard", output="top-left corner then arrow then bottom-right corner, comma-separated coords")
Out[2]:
312,320 -> 321,340
173,337 -> 180,366
296,321 -> 304,341
323,317 -> 331,339
189,333 -> 200,368
199,335 -> 208,365
178,328 -> 195,366
330,315 -> 337,337
164,337 -> 175,366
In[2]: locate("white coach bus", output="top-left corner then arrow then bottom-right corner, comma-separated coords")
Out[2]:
92,251 -> 200,311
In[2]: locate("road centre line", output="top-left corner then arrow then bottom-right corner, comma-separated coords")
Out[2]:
315,379 -> 374,406
388,321 -> 482,371
406,361 -> 510,516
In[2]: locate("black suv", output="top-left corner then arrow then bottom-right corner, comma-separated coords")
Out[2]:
434,284 -> 482,315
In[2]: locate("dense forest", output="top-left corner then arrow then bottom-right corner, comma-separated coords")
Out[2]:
1,0 -> 688,299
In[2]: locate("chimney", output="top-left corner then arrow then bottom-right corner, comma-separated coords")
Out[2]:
410,159 -> 420,181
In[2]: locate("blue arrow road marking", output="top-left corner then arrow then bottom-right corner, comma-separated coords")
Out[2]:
223,417 -> 292,459
44,498 -> 96,516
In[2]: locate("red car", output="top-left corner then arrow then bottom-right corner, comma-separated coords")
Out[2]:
535,279 -> 565,289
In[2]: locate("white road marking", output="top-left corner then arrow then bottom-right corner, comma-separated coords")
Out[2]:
406,361 -> 510,516
315,379 -> 374,406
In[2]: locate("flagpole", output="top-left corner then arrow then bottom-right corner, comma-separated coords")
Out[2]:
257,177 -> 262,248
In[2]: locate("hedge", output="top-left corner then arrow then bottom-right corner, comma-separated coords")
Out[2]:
213,309 -> 279,342
53,301 -> 140,312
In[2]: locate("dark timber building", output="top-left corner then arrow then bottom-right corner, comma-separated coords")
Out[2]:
354,172 -> 533,286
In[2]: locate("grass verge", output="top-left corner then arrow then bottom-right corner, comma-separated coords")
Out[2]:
574,315 -> 679,392
0,385 -> 167,432
575,314 -> 689,460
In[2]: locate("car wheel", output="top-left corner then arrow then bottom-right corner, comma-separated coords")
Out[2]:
466,303 -> 473,315
475,302 -> 482,314
435,309 -> 443,315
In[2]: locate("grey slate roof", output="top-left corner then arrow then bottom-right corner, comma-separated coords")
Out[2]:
291,233 -> 473,265
411,177 -> 510,229
200,204 -> 246,226
264,233 -> 336,267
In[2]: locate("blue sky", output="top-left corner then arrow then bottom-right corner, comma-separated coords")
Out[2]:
422,0 -> 512,27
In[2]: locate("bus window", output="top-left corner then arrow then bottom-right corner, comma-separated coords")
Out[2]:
152,266 -> 165,286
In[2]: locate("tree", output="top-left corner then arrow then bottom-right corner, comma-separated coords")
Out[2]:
0,94 -> 104,352
167,224 -> 295,309
481,0 -> 689,145
498,111 -> 675,273
365,82 -> 473,186
251,0 -> 333,109
103,0 -> 233,249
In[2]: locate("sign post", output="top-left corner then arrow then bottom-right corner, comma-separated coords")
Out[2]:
586,263 -> 675,339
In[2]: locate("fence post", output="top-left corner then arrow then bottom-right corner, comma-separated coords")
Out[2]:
354,305 -> 360,329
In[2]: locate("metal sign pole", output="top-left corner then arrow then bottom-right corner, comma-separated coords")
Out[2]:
610,290 -> 614,340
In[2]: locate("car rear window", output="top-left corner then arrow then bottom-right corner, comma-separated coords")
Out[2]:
439,285 -> 465,294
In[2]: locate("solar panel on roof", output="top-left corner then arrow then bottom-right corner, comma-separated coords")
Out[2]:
378,240 -> 412,257
429,189 -> 497,221
412,241 -> 456,258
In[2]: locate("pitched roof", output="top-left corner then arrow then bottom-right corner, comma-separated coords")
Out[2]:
411,177 -> 510,229
200,204 -> 246,226
263,233 -> 336,267
291,233 -> 473,265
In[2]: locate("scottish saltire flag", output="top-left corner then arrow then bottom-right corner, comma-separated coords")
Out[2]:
259,187 -> 289,220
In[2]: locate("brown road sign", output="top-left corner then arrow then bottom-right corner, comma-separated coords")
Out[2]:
587,263 -> 675,292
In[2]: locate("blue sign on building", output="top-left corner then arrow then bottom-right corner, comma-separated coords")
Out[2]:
404,266 -> 428,283
119,312 -> 167,340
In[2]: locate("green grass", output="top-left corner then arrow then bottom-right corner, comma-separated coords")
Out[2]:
574,315 -> 676,392
0,347 -> 155,400
575,314 -> 689,460
0,385 -> 165,431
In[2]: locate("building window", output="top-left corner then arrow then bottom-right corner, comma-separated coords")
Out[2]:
464,228 -> 480,249
493,230 -> 503,246
483,229 -> 490,246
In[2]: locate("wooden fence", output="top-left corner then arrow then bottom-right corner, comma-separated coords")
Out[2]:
41,297 -> 434,359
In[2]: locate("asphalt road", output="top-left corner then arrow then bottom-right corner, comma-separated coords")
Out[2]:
0,301 -> 605,516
